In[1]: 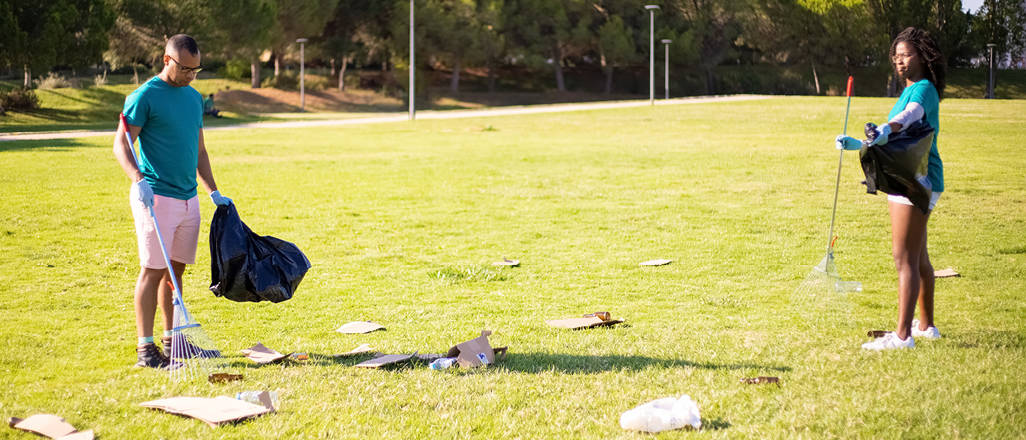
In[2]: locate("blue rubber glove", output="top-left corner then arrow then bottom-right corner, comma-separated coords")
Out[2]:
867,123 -> 892,146
210,190 -> 232,206
835,135 -> 862,151
131,179 -> 154,208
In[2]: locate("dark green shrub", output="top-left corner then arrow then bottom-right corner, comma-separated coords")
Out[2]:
1,88 -> 40,111
219,59 -> 250,81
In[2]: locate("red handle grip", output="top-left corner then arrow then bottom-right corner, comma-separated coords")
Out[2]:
845,76 -> 854,97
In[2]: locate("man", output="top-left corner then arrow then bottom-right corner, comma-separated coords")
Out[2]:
113,34 -> 232,369
203,93 -> 221,118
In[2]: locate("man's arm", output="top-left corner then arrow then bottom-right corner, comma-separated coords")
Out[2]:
113,119 -> 145,182
196,129 -> 218,194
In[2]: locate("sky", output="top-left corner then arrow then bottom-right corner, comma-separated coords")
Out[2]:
962,0 -> 984,12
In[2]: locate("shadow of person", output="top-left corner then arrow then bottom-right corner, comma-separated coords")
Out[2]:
495,352 -> 790,375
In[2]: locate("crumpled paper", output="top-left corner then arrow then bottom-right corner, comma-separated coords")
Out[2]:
619,394 -> 701,432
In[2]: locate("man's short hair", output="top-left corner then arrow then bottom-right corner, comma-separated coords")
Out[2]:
166,34 -> 199,56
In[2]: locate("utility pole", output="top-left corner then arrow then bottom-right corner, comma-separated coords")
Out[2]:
986,43 -> 996,99
662,39 -> 672,99
296,38 -> 308,111
409,0 -> 416,120
644,5 -> 660,105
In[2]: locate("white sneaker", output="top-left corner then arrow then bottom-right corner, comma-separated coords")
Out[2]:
861,332 -> 915,350
911,319 -> 941,339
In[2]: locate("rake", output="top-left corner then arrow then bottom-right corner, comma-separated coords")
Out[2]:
119,113 -> 222,381
790,77 -> 862,328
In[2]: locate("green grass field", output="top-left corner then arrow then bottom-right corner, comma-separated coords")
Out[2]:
1,97 -> 1024,438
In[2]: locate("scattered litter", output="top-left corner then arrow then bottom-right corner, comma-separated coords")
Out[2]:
290,353 -> 309,361
140,396 -> 270,427
208,373 -> 243,383
546,312 -> 623,329
639,259 -> 672,266
934,268 -> 960,278
416,353 -> 444,362
867,330 -> 888,338
335,321 -> 385,334
8,414 -> 94,439
428,357 -> 458,370
620,395 -> 701,433
740,376 -> 780,385
332,344 -> 376,358
492,258 -> 520,267
355,353 -> 417,369
241,342 -> 290,364
235,390 -> 278,411
445,330 -> 507,368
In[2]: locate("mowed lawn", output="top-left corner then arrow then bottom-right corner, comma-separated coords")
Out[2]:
1,97 -> 1024,439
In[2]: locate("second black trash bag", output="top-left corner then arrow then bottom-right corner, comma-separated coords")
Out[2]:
209,204 -> 311,303
859,119 -> 935,214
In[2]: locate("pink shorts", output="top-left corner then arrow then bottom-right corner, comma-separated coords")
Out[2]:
131,194 -> 201,269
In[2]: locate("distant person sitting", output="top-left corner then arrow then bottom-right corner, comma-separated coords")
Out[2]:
203,93 -> 221,118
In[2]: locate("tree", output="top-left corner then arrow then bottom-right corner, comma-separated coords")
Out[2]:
320,0 -> 381,91
270,0 -> 339,77
208,0 -> 277,88
971,0 -> 1026,65
667,0 -> 747,94
594,4 -> 637,94
503,0 -> 593,92
5,0 -> 114,88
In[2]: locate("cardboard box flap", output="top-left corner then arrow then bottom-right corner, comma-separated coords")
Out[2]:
140,396 -> 270,427
446,330 -> 498,368
354,353 -> 416,368
9,414 -> 77,439
333,343 -> 376,358
57,430 -> 94,440
335,321 -> 385,334
241,342 -> 289,364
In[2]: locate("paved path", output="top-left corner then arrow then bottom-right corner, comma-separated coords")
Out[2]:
0,95 -> 769,142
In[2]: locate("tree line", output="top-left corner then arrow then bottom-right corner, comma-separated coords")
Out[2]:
2,0 -> 1024,94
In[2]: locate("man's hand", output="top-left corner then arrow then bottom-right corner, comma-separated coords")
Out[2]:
865,122 -> 892,146
835,135 -> 862,151
132,180 -> 154,208
210,190 -> 232,206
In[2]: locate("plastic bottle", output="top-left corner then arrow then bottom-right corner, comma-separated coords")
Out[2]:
429,357 -> 457,370
235,390 -> 279,410
619,395 -> 701,433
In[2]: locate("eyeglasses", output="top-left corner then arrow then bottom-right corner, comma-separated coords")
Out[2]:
167,54 -> 203,74
891,53 -> 916,62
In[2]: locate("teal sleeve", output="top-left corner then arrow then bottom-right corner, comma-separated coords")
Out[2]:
123,91 -> 148,127
907,82 -> 939,114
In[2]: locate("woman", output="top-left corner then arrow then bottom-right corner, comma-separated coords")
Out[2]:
836,27 -> 945,350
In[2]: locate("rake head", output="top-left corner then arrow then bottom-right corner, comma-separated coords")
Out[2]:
168,294 -> 225,382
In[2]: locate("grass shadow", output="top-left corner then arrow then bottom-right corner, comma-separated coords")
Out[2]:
498,352 -> 791,375
0,138 -> 92,152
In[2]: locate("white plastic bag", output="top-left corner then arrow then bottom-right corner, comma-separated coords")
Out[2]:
619,394 -> 701,433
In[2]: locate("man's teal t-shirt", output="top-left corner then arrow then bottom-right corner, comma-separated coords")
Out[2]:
889,78 -> 943,192
123,76 -> 203,200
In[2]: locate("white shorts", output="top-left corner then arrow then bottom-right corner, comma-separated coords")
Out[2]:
888,192 -> 941,212
131,194 -> 201,269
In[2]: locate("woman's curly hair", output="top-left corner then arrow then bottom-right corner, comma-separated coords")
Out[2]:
890,27 -> 946,99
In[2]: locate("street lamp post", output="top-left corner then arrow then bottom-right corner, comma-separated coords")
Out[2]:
986,43 -> 996,99
662,39 -> 672,99
409,0 -> 415,120
645,5 -> 659,105
296,38 -> 308,111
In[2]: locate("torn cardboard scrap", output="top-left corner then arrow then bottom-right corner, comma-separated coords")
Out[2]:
546,312 -> 623,329
140,396 -> 270,427
639,259 -> 672,266
8,414 -> 94,440
934,268 -> 960,278
333,344 -> 376,358
208,373 -> 243,383
241,342 -> 290,364
493,258 -> 520,267
354,353 -> 417,369
867,330 -> 888,338
336,321 -> 385,334
740,376 -> 780,385
446,330 -> 507,368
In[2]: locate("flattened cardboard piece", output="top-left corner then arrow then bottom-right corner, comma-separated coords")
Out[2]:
9,414 -> 76,439
416,353 -> 445,362
354,353 -> 416,369
208,373 -> 243,383
492,258 -> 520,267
445,330 -> 500,368
867,330 -> 888,338
241,342 -> 290,364
639,259 -> 672,266
332,344 -> 376,358
545,316 -> 624,329
58,430 -> 94,440
934,268 -> 960,278
140,396 -> 270,427
335,321 -> 385,334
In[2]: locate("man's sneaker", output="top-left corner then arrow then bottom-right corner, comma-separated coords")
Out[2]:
135,343 -> 170,369
162,335 -> 221,360
861,332 -> 915,350
911,319 -> 941,339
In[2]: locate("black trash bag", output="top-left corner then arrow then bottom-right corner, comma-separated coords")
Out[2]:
859,119 -> 935,214
209,204 -> 311,303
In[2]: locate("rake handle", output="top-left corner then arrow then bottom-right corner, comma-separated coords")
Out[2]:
826,76 -> 854,252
